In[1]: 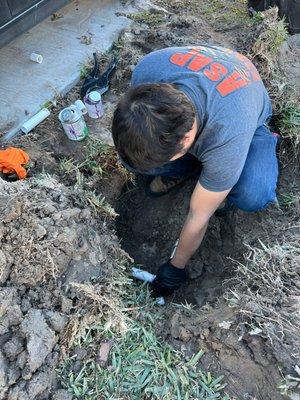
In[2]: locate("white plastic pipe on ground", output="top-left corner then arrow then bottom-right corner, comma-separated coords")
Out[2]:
21,108 -> 50,134
131,267 -> 165,305
30,53 -> 43,63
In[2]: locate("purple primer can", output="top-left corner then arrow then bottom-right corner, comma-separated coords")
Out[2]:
58,105 -> 89,141
84,91 -> 104,119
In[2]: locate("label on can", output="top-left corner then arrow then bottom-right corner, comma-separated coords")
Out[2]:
61,119 -> 89,141
59,106 -> 89,141
84,92 -> 104,119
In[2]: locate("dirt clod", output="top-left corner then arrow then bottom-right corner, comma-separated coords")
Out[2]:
45,311 -> 68,333
0,351 -> 8,399
52,389 -> 73,400
21,310 -> 57,374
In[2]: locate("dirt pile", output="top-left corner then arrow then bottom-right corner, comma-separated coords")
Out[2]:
0,176 -> 126,399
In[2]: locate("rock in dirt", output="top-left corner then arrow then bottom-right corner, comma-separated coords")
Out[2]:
27,369 -> 53,398
3,336 -> 24,360
7,366 -> 21,386
96,340 -> 113,367
60,297 -> 73,314
53,389 -> 73,400
0,351 -> 8,399
16,351 -> 26,370
7,380 -> 29,400
0,305 -> 23,336
0,287 -> 16,318
21,309 -> 57,374
44,311 -> 68,333
170,312 -> 193,342
0,249 -> 10,284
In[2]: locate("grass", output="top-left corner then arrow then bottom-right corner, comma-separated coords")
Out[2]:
250,9 -> 299,146
277,191 -> 299,207
199,0 -> 256,26
60,137 -> 124,178
227,240 -> 300,345
58,282 -> 229,399
226,240 -> 300,397
252,14 -> 288,59
41,100 -> 55,110
124,11 -> 166,26
85,191 -> 119,218
279,104 -> 300,144
80,64 -> 92,79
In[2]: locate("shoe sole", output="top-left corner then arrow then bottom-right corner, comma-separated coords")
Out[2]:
145,176 -> 190,198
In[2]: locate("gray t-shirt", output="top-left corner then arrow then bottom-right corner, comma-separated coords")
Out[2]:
131,45 -> 272,191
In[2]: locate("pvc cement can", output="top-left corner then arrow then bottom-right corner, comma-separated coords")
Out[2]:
83,91 -> 104,119
58,105 -> 89,141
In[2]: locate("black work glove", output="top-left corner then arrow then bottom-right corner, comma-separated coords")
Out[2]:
151,261 -> 187,297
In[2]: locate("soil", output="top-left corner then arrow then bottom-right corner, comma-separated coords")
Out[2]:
1,0 -> 299,399
116,164 -> 299,400
0,176 -> 125,399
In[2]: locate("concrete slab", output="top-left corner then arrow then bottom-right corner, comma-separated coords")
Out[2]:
0,0 -> 132,137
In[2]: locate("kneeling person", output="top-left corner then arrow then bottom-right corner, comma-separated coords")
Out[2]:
112,45 -> 279,296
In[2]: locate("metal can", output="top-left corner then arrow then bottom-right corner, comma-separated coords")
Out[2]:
83,91 -> 104,119
58,105 -> 89,141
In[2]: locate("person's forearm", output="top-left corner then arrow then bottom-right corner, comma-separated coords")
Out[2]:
171,209 -> 209,268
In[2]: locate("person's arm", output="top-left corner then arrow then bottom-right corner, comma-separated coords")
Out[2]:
152,183 -> 231,296
172,183 -> 230,268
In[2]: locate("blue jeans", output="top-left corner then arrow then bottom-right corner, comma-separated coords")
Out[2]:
122,125 -> 279,212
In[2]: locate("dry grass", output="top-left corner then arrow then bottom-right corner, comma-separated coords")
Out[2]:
250,8 -> 300,147
85,191 -> 119,218
226,239 -> 300,397
124,10 -> 166,26
60,138 -> 122,177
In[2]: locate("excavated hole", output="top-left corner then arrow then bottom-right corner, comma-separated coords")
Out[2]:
115,176 -> 241,306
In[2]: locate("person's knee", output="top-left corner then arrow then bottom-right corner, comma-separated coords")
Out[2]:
230,188 -> 276,212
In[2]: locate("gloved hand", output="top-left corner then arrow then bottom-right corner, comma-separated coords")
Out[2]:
151,261 -> 187,297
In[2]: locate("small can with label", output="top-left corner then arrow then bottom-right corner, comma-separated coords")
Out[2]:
84,91 -> 104,119
58,105 -> 89,141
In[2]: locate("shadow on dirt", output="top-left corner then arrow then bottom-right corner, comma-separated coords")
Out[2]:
115,176 -> 241,307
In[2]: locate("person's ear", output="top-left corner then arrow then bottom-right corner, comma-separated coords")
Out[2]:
181,132 -> 192,147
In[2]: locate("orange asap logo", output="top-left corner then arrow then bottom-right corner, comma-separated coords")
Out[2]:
169,47 -> 261,96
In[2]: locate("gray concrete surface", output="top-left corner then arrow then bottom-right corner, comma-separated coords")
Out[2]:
0,0 -> 132,137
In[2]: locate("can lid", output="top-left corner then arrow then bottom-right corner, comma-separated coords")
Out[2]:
88,91 -> 101,103
60,108 -> 73,122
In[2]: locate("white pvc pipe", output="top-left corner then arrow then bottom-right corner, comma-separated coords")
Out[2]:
131,267 -> 165,305
132,267 -> 156,283
21,108 -> 50,134
30,53 -> 43,64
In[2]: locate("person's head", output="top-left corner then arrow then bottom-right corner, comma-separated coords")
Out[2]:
112,83 -> 197,171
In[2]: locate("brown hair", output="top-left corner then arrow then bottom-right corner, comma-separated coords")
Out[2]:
112,83 -> 195,171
